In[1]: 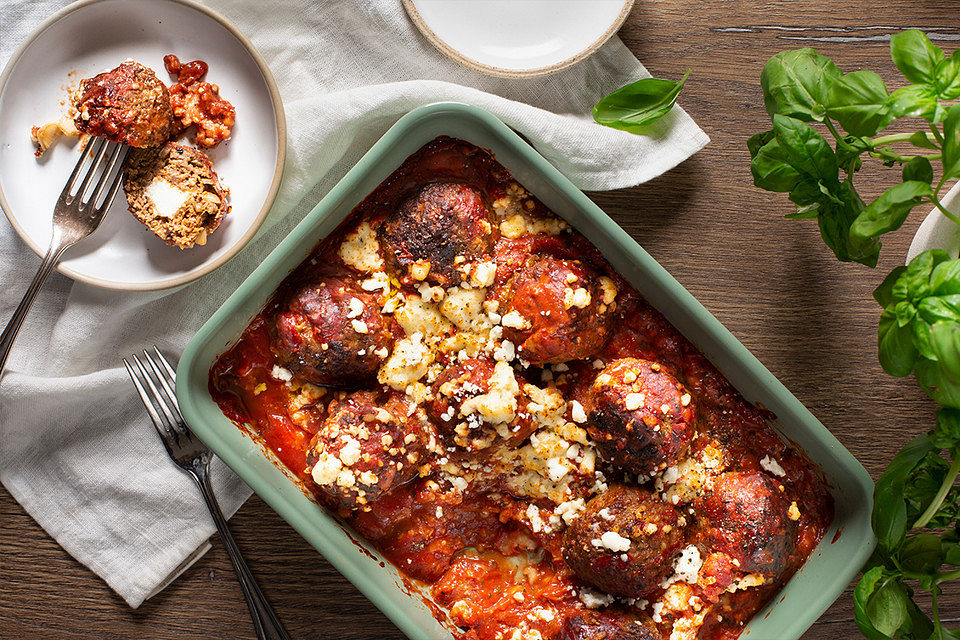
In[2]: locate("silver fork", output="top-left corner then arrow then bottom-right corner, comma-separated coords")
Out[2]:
0,137 -> 128,376
124,347 -> 291,640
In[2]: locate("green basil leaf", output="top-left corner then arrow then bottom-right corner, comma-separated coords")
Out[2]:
916,355 -> 960,408
904,452 -> 952,525
750,136 -> 803,193
873,434 -> 935,553
945,541 -> 960,565
875,265 -> 908,307
929,321 -> 960,383
897,250 -> 953,302
593,70 -> 689,133
826,69 -> 894,136
930,258 -> 960,295
895,300 -> 918,328
817,181 -> 880,266
888,83 -> 941,122
936,52 -> 960,100
917,294 -> 960,326
772,114 -> 840,184
747,130 -> 775,158
931,407 -> 960,453
761,48 -> 839,121
900,533 -> 945,574
867,578 -> 911,637
903,156 -> 935,184
891,29 -> 945,84
879,306 -> 920,377
850,180 -> 933,240
910,130 -> 940,150
854,567 -> 898,640
941,103 -> 960,180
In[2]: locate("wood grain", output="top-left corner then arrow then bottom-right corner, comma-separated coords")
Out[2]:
2,1 -> 959,638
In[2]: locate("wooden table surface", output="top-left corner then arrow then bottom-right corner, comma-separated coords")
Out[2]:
3,1 -> 959,638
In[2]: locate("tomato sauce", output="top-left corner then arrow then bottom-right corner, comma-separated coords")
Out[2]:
209,137 -> 833,640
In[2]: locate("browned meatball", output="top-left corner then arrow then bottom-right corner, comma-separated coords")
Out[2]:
272,276 -> 393,387
428,358 -> 533,452
695,471 -> 796,577
494,255 -> 615,365
305,391 -> 433,511
586,358 -> 695,476
74,61 -> 174,148
560,610 -> 660,640
563,486 -> 686,598
380,182 -> 495,286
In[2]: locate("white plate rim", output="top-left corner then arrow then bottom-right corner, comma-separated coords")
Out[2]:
401,0 -> 635,79
0,0 -> 287,291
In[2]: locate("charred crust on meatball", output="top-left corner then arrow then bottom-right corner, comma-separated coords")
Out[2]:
379,182 -> 496,286
493,254 -> 616,366
270,275 -> 394,387
586,358 -> 696,476
74,61 -> 174,148
562,486 -> 686,598
559,608 -> 661,640
695,471 -> 796,578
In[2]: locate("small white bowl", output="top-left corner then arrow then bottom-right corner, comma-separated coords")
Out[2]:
906,181 -> 960,264
402,0 -> 635,78
0,0 -> 286,291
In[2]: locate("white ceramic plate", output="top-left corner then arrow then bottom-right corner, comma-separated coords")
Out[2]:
402,0 -> 634,78
0,0 -> 285,291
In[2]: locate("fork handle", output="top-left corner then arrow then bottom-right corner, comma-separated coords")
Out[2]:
193,466 -> 292,640
0,242 -> 67,376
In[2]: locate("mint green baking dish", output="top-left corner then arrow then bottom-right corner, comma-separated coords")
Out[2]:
177,102 -> 875,640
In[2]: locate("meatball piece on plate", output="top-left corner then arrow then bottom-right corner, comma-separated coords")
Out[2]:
695,471 -> 796,578
586,358 -> 695,476
562,486 -> 685,598
272,276 -> 393,387
380,182 -> 496,286
495,255 -> 615,365
427,357 -> 532,452
74,61 -> 174,148
123,142 -> 228,249
306,391 -> 433,511
560,609 -> 660,640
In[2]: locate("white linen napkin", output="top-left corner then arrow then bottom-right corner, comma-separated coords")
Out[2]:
0,0 -> 708,608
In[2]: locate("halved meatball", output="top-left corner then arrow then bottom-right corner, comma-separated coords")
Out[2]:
560,609 -> 660,640
562,486 -> 685,598
428,358 -> 532,452
271,276 -> 393,387
586,358 -> 695,476
695,471 -> 796,578
494,255 -> 615,365
380,182 -> 495,286
306,391 -> 433,511
74,61 -> 174,148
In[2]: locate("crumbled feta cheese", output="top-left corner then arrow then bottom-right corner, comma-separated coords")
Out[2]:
597,530 -> 632,552
760,455 -> 786,477
579,588 -> 615,609
460,361 -> 520,424
347,297 -> 364,318
351,319 -> 368,334
563,287 -> 591,309
570,400 -> 587,423
625,393 -> 645,411
271,365 -> 293,382
339,221 -> 383,272
501,310 -> 531,329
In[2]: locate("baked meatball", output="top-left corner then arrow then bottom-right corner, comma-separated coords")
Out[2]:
560,610 -> 660,640
428,358 -> 532,452
563,486 -> 685,598
272,276 -> 393,387
74,61 -> 174,148
586,358 -> 695,476
306,391 -> 432,511
695,471 -> 796,577
380,182 -> 495,286
495,255 -> 615,365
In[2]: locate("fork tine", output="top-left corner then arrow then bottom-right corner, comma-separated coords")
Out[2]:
123,357 -> 178,445
152,346 -> 178,382
88,143 -> 128,213
71,138 -> 111,205
132,354 -> 185,440
142,349 -> 184,424
62,137 -> 103,200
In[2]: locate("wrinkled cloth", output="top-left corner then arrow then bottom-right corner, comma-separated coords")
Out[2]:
0,0 -> 707,608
